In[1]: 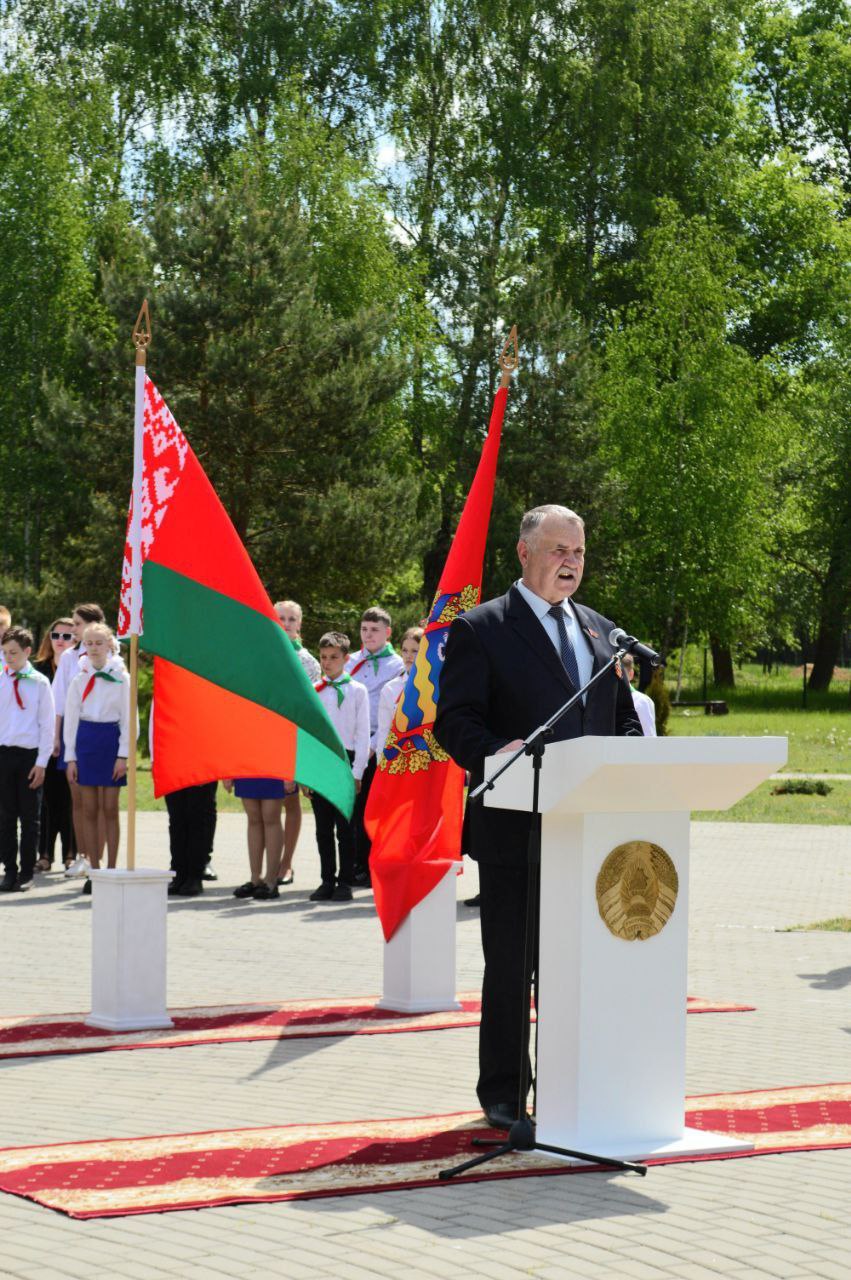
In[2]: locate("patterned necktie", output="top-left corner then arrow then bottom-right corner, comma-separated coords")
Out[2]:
547,604 -> 581,690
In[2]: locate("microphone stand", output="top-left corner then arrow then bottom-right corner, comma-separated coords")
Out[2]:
439,644 -> 648,1182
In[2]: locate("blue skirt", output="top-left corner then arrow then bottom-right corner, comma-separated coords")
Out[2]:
234,777 -> 287,800
76,721 -> 126,788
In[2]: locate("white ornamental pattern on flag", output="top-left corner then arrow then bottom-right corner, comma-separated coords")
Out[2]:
118,379 -> 189,637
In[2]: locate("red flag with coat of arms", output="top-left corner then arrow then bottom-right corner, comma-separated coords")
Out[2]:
365,342 -> 515,940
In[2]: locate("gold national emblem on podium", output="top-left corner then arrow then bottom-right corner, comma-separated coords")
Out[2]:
596,841 -> 678,941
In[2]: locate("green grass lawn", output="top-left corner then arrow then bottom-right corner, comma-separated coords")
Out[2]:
667,661 -> 850,823
121,767 -> 311,815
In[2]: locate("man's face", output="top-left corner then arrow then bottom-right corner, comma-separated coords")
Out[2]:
2,640 -> 30,673
361,620 -> 391,653
275,604 -> 301,639
517,516 -> 585,604
320,646 -> 347,680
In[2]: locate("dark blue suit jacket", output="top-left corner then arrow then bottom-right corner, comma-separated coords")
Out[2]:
434,585 -> 642,865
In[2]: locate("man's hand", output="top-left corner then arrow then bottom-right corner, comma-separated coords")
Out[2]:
497,739 -> 525,754
28,765 -> 45,790
113,757 -> 127,782
66,761 -> 77,784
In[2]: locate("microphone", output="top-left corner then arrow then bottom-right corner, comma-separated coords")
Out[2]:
608,628 -> 663,667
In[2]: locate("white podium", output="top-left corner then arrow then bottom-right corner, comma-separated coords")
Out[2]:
483,735 -> 787,1162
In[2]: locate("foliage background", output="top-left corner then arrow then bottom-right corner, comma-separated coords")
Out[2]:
1,0 -> 849,689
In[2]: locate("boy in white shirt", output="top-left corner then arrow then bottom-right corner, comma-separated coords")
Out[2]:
375,626 -> 424,757
308,631 -> 370,902
345,607 -> 405,884
622,654 -> 657,737
0,627 -> 55,891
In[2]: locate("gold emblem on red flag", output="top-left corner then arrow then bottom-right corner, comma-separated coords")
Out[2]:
596,841 -> 678,941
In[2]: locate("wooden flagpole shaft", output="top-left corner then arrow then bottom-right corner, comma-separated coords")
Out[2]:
126,633 -> 139,870
127,301 -> 151,872
499,324 -> 519,388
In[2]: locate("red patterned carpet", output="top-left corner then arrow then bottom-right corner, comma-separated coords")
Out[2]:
0,994 -> 752,1060
0,1084 -> 847,1219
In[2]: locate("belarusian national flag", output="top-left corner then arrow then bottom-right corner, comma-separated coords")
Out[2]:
118,377 -> 354,816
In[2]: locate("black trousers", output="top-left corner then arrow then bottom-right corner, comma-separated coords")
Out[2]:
165,782 -> 217,884
0,746 -> 42,882
352,754 -> 377,872
477,859 -> 540,1109
311,751 -> 356,884
38,755 -> 76,863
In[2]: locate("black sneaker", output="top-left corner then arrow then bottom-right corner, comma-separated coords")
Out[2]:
233,881 -> 257,898
331,883 -> 353,902
82,878 -> 92,895
252,883 -> 279,900
309,882 -> 334,902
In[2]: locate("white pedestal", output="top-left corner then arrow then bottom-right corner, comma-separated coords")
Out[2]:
483,735 -> 786,1158
86,868 -> 174,1031
377,868 -> 461,1013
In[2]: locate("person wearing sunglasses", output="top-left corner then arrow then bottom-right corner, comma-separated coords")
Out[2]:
33,619 -> 77,872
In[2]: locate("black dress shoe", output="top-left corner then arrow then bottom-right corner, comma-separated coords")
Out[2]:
483,1101 -> 520,1131
176,878 -> 203,897
0,875 -> 17,893
202,863 -> 218,881
464,893 -> 481,907
168,878 -> 185,896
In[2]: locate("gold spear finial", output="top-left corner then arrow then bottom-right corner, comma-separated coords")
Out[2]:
499,324 -> 519,388
132,299 -> 152,366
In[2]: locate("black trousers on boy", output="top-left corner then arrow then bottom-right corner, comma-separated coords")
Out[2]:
311,751 -> 356,885
0,746 -> 42,883
165,782 -> 217,886
352,753 -> 377,876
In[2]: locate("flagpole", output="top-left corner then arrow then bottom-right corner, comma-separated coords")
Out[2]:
499,324 -> 519,388
127,300 -> 151,872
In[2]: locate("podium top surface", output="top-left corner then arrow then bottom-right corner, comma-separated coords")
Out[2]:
483,735 -> 788,814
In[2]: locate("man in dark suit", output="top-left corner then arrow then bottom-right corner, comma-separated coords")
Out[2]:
434,504 -> 642,1129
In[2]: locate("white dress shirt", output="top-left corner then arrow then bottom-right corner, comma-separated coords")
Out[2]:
314,677 -> 370,781
345,647 -> 406,750
52,644 -> 86,717
515,579 -> 594,693
63,655 -> 131,762
0,663 -> 55,765
631,687 -> 657,737
376,672 -> 408,754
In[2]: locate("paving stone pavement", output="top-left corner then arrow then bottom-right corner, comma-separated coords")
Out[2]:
1,813 -> 849,1280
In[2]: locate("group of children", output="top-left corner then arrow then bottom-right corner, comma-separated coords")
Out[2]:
0,598 -> 425,903
0,604 -> 131,895
227,603 -> 423,904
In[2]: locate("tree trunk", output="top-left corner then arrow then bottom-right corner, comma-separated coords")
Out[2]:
808,562 -> 847,691
710,639 -> 735,688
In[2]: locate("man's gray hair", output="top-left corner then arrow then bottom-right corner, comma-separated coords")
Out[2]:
518,504 -> 585,542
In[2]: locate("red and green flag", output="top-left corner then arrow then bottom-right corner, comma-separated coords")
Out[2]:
118,377 -> 354,815
365,375 -> 511,940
